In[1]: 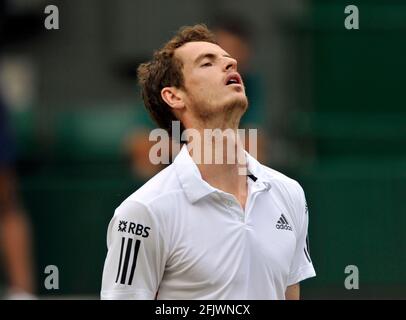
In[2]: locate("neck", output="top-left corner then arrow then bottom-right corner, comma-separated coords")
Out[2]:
186,127 -> 248,209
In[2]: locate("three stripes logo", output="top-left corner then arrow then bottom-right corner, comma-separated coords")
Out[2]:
304,234 -> 312,263
276,214 -> 292,231
115,237 -> 141,286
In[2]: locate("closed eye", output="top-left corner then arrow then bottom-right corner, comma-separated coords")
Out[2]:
201,62 -> 213,67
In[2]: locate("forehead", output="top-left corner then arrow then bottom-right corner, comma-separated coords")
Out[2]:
174,41 -> 229,65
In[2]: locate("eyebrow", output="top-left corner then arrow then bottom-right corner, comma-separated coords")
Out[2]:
194,53 -> 233,65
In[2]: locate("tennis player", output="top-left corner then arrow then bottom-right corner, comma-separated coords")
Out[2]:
101,24 -> 315,300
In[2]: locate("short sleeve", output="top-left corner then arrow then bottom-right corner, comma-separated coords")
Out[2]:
101,200 -> 166,299
287,185 -> 316,286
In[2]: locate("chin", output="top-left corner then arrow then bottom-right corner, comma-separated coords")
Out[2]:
219,95 -> 248,124
227,94 -> 248,111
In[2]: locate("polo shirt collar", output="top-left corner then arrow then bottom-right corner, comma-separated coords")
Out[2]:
245,151 -> 272,192
174,145 -> 215,203
174,145 -> 271,204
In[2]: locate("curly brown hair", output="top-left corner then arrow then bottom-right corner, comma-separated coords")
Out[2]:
137,24 -> 217,137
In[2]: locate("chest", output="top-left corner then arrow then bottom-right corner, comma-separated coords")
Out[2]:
165,194 -> 297,284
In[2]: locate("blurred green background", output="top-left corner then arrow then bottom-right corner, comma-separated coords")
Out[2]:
1,0 -> 405,299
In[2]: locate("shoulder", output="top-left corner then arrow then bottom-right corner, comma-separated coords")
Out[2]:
107,164 -> 185,250
261,165 -> 305,203
260,164 -> 307,229
129,163 -> 182,202
113,163 -> 183,222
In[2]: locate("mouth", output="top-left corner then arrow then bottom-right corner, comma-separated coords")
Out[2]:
225,73 -> 243,86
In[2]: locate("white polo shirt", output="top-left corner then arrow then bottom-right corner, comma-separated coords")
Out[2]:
101,146 -> 316,300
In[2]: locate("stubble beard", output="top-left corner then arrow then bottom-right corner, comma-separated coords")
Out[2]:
193,94 -> 249,130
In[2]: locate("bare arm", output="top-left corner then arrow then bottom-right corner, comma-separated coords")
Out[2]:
0,169 -> 34,294
285,283 -> 300,300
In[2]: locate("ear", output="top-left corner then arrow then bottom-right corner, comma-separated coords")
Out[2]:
161,87 -> 185,111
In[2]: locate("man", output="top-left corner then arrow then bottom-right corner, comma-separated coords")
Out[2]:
101,24 -> 315,300
0,0 -> 38,299
0,97 -> 35,299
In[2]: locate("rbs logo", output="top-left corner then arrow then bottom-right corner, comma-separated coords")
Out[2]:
118,220 -> 150,238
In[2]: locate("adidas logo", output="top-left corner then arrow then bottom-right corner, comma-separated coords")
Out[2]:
276,214 -> 292,231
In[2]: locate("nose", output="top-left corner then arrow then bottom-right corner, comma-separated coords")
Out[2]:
224,57 -> 237,72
